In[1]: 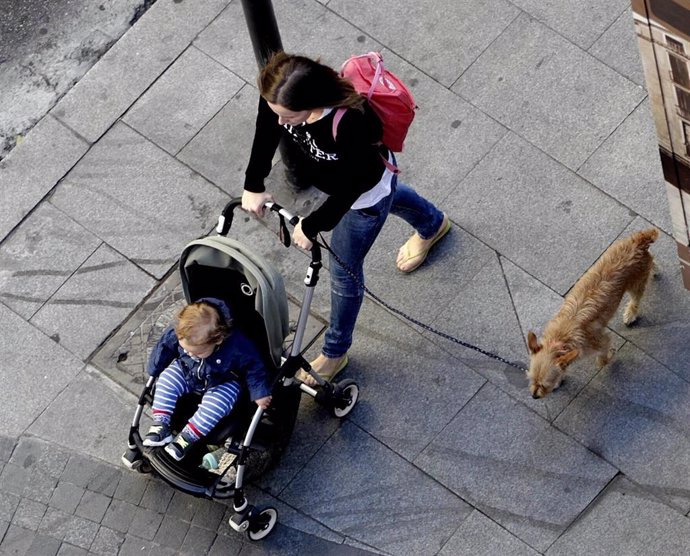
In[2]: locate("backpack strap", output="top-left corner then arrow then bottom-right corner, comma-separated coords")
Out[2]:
331,107 -> 399,174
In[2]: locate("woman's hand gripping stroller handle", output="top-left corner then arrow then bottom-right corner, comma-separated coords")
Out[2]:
217,198 -> 321,261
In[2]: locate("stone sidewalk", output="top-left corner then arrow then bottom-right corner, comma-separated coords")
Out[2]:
2,0 -> 690,554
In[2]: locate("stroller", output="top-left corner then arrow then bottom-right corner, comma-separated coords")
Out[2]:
122,199 -> 360,540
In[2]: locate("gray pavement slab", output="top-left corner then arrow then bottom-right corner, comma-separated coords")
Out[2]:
588,7 -> 646,88
27,368 -> 139,465
177,84 -> 261,197
415,384 -> 617,552
439,510 -> 539,556
29,243 -> 156,360
123,45 -> 244,156
339,299 -> 486,461
329,0 -> 520,87
50,122 -> 230,279
507,0 -> 629,50
280,421 -> 472,556
452,13 -> 646,171
555,341 -> 690,513
0,114 -> 88,243
443,132 -> 635,295
546,477 -> 690,555
0,202 -> 101,320
579,100 -> 672,235
51,0 -> 230,144
0,303 -> 83,436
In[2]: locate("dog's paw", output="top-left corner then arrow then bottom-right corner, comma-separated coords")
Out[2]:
595,348 -> 616,369
623,305 -> 638,326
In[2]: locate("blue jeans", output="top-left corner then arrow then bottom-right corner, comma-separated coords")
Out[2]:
322,177 -> 445,358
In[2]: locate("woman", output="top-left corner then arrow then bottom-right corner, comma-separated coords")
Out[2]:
242,51 -> 450,384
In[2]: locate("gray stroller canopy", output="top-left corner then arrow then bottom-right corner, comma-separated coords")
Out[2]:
179,236 -> 290,366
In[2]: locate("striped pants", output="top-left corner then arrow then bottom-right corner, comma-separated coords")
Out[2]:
152,360 -> 241,437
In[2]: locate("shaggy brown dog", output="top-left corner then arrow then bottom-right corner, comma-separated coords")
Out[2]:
526,228 -> 659,399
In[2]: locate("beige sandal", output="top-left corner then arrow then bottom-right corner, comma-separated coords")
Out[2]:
297,354 -> 349,386
397,214 -> 450,273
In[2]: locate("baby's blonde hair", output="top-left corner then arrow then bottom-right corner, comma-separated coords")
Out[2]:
176,301 -> 231,345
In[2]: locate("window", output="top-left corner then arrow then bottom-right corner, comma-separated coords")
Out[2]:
684,122 -> 690,157
670,54 -> 690,87
667,36 -> 685,54
677,86 -> 690,118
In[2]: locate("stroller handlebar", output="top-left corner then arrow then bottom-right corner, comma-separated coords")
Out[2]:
217,198 -> 321,259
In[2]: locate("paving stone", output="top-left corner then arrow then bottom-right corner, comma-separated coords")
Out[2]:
190,500 -> 225,531
28,369 -> 138,466
56,544 -> 88,556
152,514 -> 190,549
0,114 -> 89,243
0,520 -> 9,544
165,490 -> 201,521
118,535 -> 154,556
139,480 -> 174,514
12,498 -> 47,531
331,300 -> 485,461
439,510 -> 539,555
579,100 -> 671,234
60,454 -> 102,488
75,491 -> 111,523
25,533 -> 61,556
281,421 -> 471,556
443,132 -> 635,295
0,436 -> 16,462
508,0 -> 629,49
89,526 -> 125,556
10,437 -> 71,480
0,202 -> 101,320
62,514 -> 100,549
112,471 -> 149,506
207,532 -> 243,556
589,7 -> 646,87
329,0 -> 520,86
51,0 -> 230,143
0,304 -> 83,436
148,545 -> 178,556
176,85 -> 258,197
127,506 -> 164,541
548,477 -> 690,555
179,525 -> 216,555
453,13 -> 646,171
555,342 -> 690,512
1,524 -> 36,555
101,499 -> 137,534
49,482 -> 86,514
415,384 -> 617,552
29,243 -> 156,360
50,122 -> 230,279
0,462 -> 57,505
123,45 -> 244,155
0,490 -> 20,522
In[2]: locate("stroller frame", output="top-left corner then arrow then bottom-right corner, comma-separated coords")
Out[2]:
122,199 -> 360,540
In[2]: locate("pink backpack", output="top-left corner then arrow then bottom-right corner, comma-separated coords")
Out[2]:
332,52 -> 417,155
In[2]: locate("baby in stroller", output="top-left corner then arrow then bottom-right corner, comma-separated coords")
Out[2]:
143,297 -> 273,461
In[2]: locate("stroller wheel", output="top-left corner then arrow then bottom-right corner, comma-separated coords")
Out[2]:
136,461 -> 153,474
332,379 -> 359,418
246,507 -> 278,541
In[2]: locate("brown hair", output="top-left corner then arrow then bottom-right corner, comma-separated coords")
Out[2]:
175,301 -> 232,346
258,51 -> 364,111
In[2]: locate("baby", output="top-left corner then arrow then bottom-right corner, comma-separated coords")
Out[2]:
143,297 -> 272,461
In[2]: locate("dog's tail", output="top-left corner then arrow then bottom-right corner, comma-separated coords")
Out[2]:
632,227 -> 659,250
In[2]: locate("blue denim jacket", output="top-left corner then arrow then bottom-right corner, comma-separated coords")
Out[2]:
146,297 -> 272,401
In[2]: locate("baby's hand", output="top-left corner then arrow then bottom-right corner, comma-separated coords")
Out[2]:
255,396 -> 272,409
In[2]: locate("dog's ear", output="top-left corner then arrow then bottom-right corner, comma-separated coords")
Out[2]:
556,349 -> 579,368
527,331 -> 541,354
